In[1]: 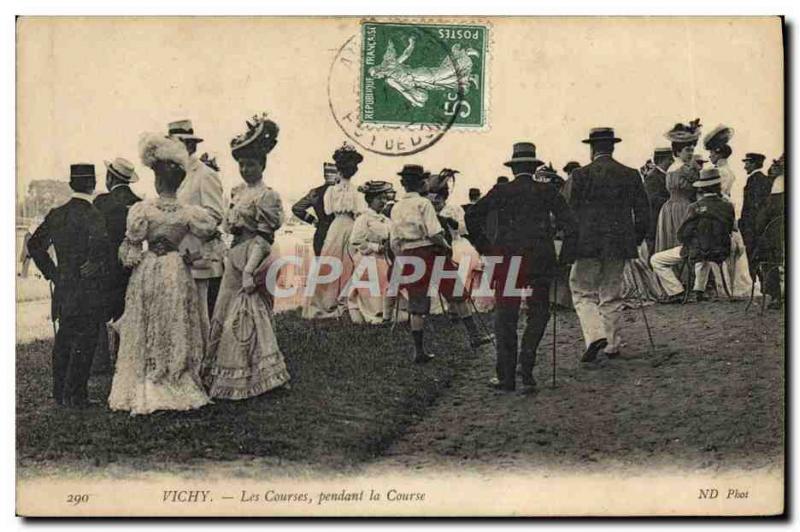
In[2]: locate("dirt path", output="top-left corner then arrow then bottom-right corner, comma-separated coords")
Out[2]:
374,300 -> 784,474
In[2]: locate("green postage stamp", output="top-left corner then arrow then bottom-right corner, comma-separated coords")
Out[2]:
360,22 -> 488,128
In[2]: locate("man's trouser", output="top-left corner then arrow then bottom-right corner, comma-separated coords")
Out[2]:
569,258 -> 625,354
53,315 -> 100,404
650,246 -> 730,296
494,280 -> 550,388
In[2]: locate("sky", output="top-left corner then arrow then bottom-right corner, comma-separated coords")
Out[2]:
17,17 -> 784,212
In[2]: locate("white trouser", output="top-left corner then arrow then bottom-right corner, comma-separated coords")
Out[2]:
569,258 -> 625,353
650,246 -> 731,296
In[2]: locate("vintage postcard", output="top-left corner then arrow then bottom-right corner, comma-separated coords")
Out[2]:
15,16 -> 784,517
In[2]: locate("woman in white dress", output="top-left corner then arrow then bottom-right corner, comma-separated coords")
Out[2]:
302,143 -> 366,319
108,134 -> 214,415
347,180 -> 395,324
203,113 -> 290,400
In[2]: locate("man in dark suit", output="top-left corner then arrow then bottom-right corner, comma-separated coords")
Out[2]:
739,152 -> 773,277
292,162 -> 338,256
643,147 -> 674,255
28,164 -> 111,407
567,128 -> 650,362
466,143 -> 577,392
94,158 -> 142,322
92,158 -> 142,372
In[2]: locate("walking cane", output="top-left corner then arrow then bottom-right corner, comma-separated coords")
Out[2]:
47,281 -> 58,336
628,261 -> 656,357
551,276 -> 557,388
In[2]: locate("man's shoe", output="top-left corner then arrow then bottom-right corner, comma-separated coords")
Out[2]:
580,338 -> 608,362
469,334 -> 494,349
692,290 -> 707,302
488,377 -> 515,392
519,375 -> 537,395
413,352 -> 435,364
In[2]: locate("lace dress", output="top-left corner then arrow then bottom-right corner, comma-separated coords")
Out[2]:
302,179 -> 367,319
203,182 -> 290,400
108,198 -> 215,415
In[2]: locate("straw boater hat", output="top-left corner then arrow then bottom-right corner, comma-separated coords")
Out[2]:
168,119 -> 204,143
138,133 -> 189,170
69,163 -> 95,181
504,142 -> 544,167
230,113 -> 279,161
582,127 -> 622,144
357,180 -> 395,196
694,168 -> 722,188
703,124 -> 735,151
103,157 -> 139,183
332,143 -> 364,165
665,119 -> 702,143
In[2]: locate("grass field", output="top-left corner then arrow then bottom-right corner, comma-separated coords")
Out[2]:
17,311 -> 478,470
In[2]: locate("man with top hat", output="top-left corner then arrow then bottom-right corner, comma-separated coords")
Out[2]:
27,164 -> 111,407
292,162 -> 339,256
92,158 -> 142,372
740,152 -> 773,277
650,168 -> 736,302
168,119 -> 226,325
567,128 -> 649,362
467,143 -> 577,392
390,164 -> 492,364
643,147 -> 674,255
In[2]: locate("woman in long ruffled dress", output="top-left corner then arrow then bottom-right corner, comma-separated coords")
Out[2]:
202,113 -> 290,400
108,134 -> 214,415
655,119 -> 702,253
347,180 -> 395,324
302,143 -> 366,319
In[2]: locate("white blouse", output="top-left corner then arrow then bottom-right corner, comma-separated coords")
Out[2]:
323,179 -> 367,216
349,208 -> 391,256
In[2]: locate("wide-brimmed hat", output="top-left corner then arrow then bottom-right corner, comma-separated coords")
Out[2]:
534,163 -> 559,182
357,180 -> 395,196
168,119 -> 204,143
139,133 -> 189,170
582,127 -> 622,144
703,124 -> 735,151
665,119 -> 702,143
230,113 -> 280,161
504,142 -> 544,167
742,152 -> 766,163
333,143 -> 364,166
69,163 -> 95,180
653,147 -> 673,159
563,161 -> 581,173
104,157 -> 139,183
397,164 -> 427,181
694,168 -> 722,188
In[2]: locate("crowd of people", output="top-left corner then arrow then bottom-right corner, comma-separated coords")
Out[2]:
25,115 -> 785,410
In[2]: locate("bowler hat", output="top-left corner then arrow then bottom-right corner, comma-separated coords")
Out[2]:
397,164 -> 427,180
70,163 -> 95,180
504,142 -> 544,167
563,161 -> 581,173
104,157 -> 139,183
703,124 -> 735,151
694,168 -> 722,188
468,187 -> 481,198
168,119 -> 204,143
742,152 -> 766,163
582,127 -> 622,144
